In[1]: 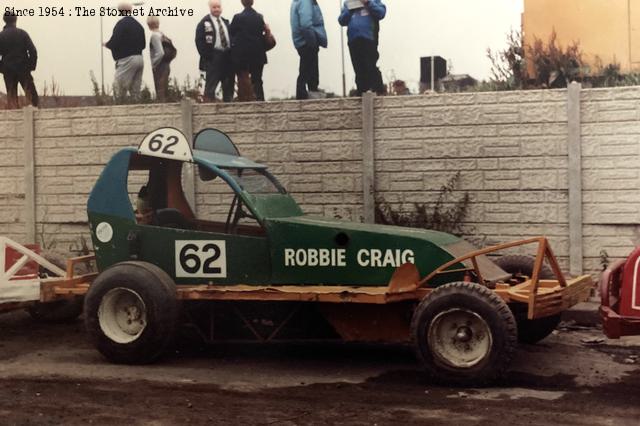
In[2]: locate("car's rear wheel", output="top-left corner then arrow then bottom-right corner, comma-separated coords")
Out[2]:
84,261 -> 178,364
495,255 -> 561,344
411,282 -> 517,385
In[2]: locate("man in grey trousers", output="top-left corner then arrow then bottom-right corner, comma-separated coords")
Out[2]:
104,2 -> 146,100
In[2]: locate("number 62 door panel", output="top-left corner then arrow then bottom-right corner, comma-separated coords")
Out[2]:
137,226 -> 271,285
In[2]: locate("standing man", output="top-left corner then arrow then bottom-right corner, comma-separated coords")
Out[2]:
290,0 -> 327,100
0,13 -> 38,109
196,0 -> 233,102
230,0 -> 270,102
338,0 -> 386,95
104,2 -> 146,100
147,16 -> 175,102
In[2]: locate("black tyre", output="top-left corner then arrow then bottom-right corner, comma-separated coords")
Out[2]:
494,254 -> 553,281
28,298 -> 84,323
495,255 -> 560,344
28,251 -> 83,323
411,282 -> 517,385
84,261 -> 178,364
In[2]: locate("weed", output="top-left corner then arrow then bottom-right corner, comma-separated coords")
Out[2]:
599,249 -> 610,271
375,172 -> 470,237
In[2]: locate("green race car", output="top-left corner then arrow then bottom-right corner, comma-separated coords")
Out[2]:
78,127 -> 592,384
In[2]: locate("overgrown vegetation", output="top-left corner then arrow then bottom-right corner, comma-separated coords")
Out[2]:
486,29 -> 527,91
90,71 -> 202,105
485,29 -> 585,90
599,249 -> 610,271
483,29 -> 640,92
375,172 -> 470,236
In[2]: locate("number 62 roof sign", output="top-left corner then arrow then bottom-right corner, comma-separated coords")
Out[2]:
138,127 -> 193,162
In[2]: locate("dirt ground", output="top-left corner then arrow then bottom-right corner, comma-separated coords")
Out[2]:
0,310 -> 639,425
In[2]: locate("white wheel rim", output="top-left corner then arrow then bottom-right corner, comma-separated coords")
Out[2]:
98,287 -> 147,344
427,308 -> 493,369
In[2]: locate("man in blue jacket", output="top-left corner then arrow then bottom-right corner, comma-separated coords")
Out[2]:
291,0 -> 327,100
339,0 -> 386,95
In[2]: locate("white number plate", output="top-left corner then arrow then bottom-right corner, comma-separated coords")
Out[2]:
175,241 -> 227,278
138,127 -> 193,162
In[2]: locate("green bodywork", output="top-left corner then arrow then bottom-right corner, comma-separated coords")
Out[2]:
87,146 -> 470,287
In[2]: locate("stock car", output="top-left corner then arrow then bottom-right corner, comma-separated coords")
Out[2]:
71,127 -> 593,384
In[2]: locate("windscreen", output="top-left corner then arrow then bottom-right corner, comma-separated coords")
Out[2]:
223,169 -> 284,195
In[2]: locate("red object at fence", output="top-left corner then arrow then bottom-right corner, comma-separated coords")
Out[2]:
4,244 -> 41,278
600,250 -> 640,338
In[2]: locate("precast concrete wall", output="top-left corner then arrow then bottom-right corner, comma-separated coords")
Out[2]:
2,85 -> 639,276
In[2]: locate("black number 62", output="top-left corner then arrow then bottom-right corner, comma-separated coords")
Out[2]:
179,243 -> 222,274
148,133 -> 179,155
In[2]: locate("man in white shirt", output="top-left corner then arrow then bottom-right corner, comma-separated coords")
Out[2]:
195,0 -> 233,102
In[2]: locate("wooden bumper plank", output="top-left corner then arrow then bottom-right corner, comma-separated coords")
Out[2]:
41,273 -> 593,313
176,284 -> 422,304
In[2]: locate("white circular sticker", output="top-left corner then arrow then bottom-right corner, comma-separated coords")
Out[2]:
96,222 -> 114,243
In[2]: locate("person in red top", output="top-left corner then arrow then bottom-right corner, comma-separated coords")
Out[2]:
0,14 -> 38,109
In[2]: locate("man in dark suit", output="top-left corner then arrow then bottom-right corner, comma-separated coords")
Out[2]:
230,0 -> 270,101
196,0 -> 234,102
0,14 -> 38,109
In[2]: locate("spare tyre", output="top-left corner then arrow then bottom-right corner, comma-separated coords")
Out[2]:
495,254 -> 561,344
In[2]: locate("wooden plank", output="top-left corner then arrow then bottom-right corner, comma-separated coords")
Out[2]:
41,274 -> 97,301
420,237 -> 545,286
528,239 -> 547,319
175,284 -> 422,304
545,244 -> 567,287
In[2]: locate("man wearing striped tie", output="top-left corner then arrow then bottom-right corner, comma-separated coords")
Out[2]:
196,0 -> 234,102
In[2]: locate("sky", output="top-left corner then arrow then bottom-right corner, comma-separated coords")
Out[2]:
7,0 -> 524,98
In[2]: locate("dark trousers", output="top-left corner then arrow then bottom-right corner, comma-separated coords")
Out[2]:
204,50 -> 234,102
296,45 -> 319,100
348,38 -> 384,95
249,62 -> 265,101
237,62 -> 264,102
4,72 -> 39,109
152,62 -> 170,102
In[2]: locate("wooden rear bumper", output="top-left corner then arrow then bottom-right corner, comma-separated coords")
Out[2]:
498,274 -> 594,319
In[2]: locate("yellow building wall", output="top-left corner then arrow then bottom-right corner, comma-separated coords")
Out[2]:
523,0 -> 640,72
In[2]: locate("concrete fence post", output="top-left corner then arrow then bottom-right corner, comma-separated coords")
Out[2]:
362,92 -> 376,224
181,98 -> 197,213
23,106 -> 36,244
567,82 -> 583,276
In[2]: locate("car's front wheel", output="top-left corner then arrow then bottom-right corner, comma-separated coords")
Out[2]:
411,282 -> 517,385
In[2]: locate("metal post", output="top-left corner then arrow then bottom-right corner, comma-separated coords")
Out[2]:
430,56 -> 435,92
339,0 -> 347,97
100,16 -> 104,94
23,107 -> 36,244
362,92 -> 376,223
567,82 -> 583,276
181,99 -> 196,212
